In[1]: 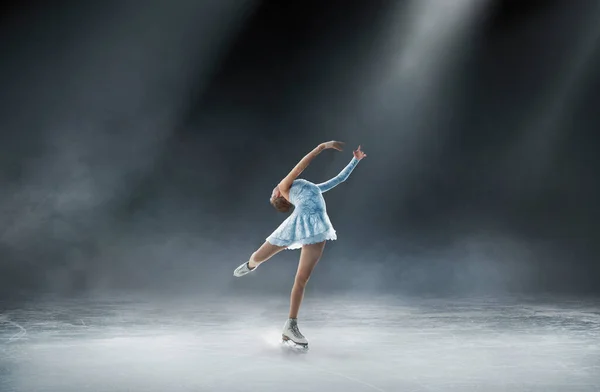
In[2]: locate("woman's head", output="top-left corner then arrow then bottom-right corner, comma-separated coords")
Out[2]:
270,186 -> 293,213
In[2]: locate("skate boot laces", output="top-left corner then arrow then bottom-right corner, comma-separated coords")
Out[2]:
290,322 -> 304,339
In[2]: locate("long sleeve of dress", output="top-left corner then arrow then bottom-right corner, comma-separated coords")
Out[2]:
316,157 -> 360,193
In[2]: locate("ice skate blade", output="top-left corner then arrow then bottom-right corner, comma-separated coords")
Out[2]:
281,337 -> 309,353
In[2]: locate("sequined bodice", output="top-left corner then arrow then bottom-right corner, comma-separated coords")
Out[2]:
266,158 -> 360,249
289,179 -> 326,215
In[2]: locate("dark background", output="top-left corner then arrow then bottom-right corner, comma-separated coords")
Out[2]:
0,0 -> 598,299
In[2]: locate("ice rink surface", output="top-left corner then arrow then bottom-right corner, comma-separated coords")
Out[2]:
1,294 -> 599,392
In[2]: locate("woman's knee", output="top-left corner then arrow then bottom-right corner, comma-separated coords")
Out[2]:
294,273 -> 311,287
254,242 -> 286,262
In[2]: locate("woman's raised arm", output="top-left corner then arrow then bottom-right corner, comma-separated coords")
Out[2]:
278,141 -> 344,196
316,145 -> 366,193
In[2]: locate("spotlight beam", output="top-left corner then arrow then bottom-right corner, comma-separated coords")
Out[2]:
347,0 -> 491,224
506,2 -> 600,192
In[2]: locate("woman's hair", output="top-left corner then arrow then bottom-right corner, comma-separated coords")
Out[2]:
271,196 -> 294,213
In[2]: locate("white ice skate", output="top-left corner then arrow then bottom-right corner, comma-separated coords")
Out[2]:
233,261 -> 257,277
281,318 -> 309,351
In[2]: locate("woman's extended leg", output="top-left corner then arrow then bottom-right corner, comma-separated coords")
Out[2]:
248,241 -> 286,268
289,241 -> 326,318
234,241 -> 285,277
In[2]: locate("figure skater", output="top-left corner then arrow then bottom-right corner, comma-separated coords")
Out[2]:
233,141 -> 366,348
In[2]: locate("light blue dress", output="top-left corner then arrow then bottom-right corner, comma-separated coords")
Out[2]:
266,157 -> 360,249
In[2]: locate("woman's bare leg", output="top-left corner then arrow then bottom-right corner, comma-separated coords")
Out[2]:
248,241 -> 286,269
289,241 -> 326,319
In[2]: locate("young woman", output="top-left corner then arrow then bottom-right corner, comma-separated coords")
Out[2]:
233,141 -> 366,348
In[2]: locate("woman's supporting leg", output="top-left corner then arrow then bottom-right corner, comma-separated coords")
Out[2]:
289,241 -> 326,319
248,241 -> 287,269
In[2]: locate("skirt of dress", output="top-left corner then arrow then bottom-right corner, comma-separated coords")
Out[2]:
266,211 -> 337,250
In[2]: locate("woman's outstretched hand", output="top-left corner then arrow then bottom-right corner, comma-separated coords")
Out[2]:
323,141 -> 345,151
353,145 -> 367,160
